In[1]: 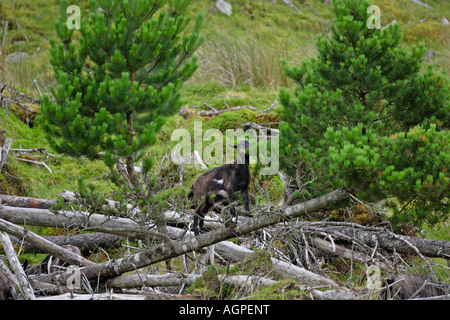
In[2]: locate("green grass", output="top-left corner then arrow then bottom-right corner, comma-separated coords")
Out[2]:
250,279 -> 310,300
2,0 -> 447,93
0,108 -> 110,199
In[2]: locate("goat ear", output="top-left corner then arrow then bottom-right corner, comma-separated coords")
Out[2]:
230,144 -> 238,149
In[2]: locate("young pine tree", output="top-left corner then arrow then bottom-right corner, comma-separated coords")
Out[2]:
39,0 -> 204,196
279,0 -> 449,228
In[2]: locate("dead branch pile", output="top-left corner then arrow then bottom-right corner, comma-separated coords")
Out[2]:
0,184 -> 449,301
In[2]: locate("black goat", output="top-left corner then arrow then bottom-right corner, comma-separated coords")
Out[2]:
188,140 -> 251,235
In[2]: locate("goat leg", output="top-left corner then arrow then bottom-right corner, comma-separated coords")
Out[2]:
193,214 -> 199,236
243,189 -> 253,217
194,197 -> 210,235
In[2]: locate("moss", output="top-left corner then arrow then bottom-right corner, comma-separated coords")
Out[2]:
0,163 -> 27,196
328,204 -> 384,226
251,279 -> 310,300
186,265 -> 236,299
236,249 -> 274,275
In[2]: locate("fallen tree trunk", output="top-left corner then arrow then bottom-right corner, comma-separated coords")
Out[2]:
36,292 -> 148,300
0,232 -> 35,300
9,233 -> 123,255
0,205 -> 154,239
0,218 -> 95,267
30,187 -> 350,287
0,194 -> 54,209
107,273 -> 276,289
59,191 -> 222,230
302,222 -> 450,259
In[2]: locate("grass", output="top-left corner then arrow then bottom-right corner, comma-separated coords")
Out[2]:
2,0 -> 447,93
250,279 -> 310,300
0,107 -> 110,199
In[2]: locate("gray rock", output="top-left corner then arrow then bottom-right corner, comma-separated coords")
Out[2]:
424,50 -> 437,60
5,51 -> 28,64
215,0 -> 232,16
410,0 -> 432,8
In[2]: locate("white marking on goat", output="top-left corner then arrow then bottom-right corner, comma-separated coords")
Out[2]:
212,178 -> 224,185
217,190 -> 229,198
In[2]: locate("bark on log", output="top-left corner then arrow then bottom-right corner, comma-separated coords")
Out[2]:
0,205 -> 152,239
35,292 -> 147,300
9,233 -> 123,255
0,194 -> 54,209
312,289 -> 356,300
107,273 -> 275,289
0,218 -> 95,267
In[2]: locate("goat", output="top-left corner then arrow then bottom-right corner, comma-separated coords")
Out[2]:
188,140 -> 251,235
381,273 -> 449,299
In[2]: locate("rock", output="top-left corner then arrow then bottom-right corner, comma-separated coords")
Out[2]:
215,0 -> 232,16
442,17 -> 449,26
381,19 -> 397,31
5,51 -> 28,64
424,50 -> 437,60
282,0 -> 302,14
410,0 -> 432,8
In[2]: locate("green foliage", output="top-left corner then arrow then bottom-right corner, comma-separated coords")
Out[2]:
0,164 -> 27,196
187,265 -> 236,299
279,0 -> 449,228
39,0 -> 204,181
236,249 -> 274,275
251,279 -> 309,300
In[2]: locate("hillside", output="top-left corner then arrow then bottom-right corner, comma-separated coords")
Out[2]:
0,0 -> 448,198
0,0 -> 449,302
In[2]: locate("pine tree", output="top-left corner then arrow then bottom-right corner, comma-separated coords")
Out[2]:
39,0 -> 204,194
279,0 -> 449,228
